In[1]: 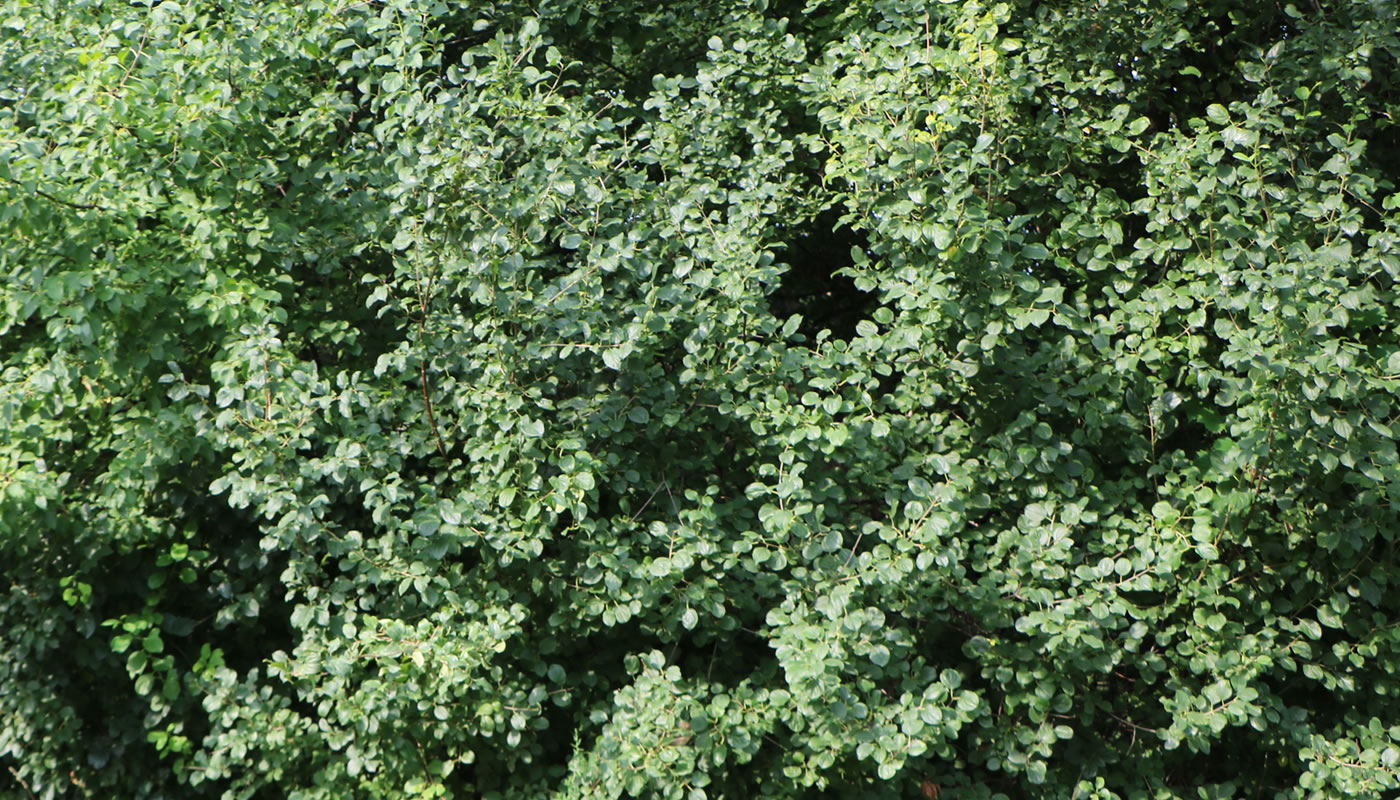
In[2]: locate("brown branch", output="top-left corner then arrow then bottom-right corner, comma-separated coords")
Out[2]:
7,766 -> 37,798
2,175 -> 104,211
419,358 -> 446,457
413,257 -> 448,458
263,358 -> 273,422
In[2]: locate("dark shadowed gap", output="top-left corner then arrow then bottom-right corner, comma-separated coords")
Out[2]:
767,207 -> 878,343
286,247 -> 404,376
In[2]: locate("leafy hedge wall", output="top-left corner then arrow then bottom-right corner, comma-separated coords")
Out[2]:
4,0 -> 1400,797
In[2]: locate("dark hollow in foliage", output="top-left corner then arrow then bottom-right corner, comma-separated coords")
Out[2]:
767,207 -> 877,342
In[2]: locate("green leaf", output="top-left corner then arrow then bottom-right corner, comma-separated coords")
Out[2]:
1203,681 -> 1231,705
927,224 -> 953,250
1317,605 -> 1343,629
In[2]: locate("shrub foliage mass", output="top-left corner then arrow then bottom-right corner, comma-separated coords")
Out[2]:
3,0 -> 1400,797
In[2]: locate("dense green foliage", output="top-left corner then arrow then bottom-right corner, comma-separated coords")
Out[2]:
4,0 -> 1400,797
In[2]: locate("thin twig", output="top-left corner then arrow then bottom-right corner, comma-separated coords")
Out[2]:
413,256 -> 448,457
544,262 -> 600,306
843,529 -> 865,568
7,766 -> 37,799
263,357 -> 273,421
629,479 -> 669,522
419,359 -> 446,457
2,175 -> 104,211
